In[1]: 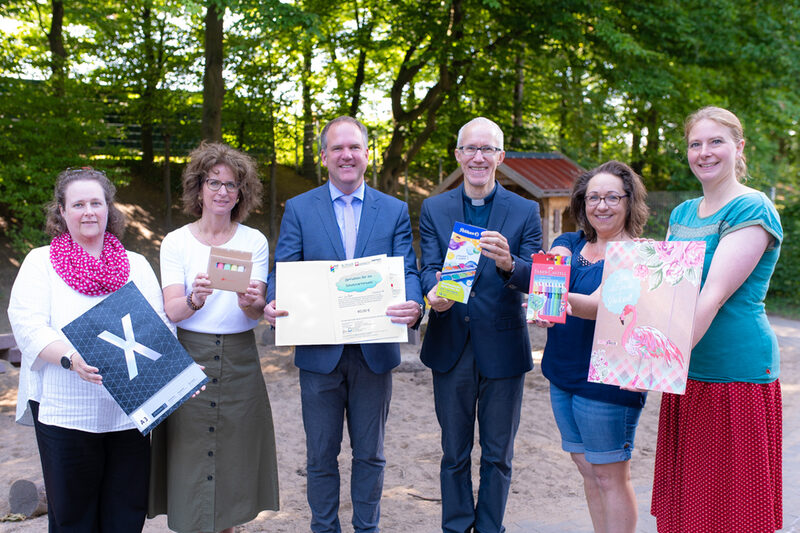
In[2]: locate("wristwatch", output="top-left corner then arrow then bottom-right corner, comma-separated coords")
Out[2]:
418,302 -> 425,320
60,349 -> 77,370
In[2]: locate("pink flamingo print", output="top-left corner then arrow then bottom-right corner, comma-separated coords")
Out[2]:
619,304 -> 684,389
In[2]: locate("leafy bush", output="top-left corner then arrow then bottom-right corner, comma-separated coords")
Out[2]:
769,194 -> 800,307
0,78 -> 112,255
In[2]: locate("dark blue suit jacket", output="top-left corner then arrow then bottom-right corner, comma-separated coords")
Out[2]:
419,183 -> 542,378
267,183 -> 423,375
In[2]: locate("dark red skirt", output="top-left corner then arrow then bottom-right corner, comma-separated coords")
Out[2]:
651,379 -> 782,532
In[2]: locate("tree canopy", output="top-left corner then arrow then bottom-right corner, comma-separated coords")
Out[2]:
1,0 -> 798,251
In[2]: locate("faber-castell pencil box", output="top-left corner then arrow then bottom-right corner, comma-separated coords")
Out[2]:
527,254 -> 571,324
207,247 -> 252,293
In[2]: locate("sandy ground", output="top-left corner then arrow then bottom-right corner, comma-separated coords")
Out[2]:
1,319 -> 798,533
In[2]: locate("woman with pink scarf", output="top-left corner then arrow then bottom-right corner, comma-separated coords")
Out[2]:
8,167 -> 168,532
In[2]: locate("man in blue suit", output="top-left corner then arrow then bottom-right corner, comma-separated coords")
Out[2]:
419,117 -> 542,533
264,116 -> 424,533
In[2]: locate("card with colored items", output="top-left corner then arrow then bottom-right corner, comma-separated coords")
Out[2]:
588,240 -> 705,395
61,282 -> 208,435
207,246 -> 252,292
436,222 -> 484,304
527,254 -> 571,323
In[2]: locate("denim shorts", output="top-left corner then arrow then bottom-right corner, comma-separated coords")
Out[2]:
549,383 -> 642,464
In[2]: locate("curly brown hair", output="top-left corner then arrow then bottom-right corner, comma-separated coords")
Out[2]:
569,160 -> 649,242
45,167 -> 126,238
181,142 -> 263,222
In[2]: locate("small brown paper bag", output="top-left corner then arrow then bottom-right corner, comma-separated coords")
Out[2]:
207,247 -> 252,292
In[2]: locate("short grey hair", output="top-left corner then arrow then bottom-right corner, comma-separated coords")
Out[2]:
319,116 -> 369,153
456,117 -> 504,150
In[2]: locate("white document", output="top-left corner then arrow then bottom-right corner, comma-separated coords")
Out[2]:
275,254 -> 408,346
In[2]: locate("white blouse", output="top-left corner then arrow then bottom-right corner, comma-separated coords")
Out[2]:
160,223 -> 269,334
8,246 -> 172,431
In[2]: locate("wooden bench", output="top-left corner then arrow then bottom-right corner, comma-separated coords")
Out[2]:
0,333 -> 21,367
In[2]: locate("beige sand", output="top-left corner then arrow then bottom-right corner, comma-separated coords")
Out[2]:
1,319 -> 797,532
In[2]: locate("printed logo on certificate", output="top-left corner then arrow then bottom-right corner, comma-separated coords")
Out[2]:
61,282 -> 208,434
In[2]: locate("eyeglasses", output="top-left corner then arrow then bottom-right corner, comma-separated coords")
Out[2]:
457,145 -> 503,156
204,179 -> 239,192
585,194 -> 628,207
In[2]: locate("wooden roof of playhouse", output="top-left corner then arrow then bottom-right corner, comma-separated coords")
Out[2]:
432,151 -> 584,199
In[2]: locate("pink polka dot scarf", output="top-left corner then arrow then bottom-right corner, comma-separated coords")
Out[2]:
49,232 -> 131,296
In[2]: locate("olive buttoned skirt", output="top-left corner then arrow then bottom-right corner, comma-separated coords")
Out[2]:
148,329 -> 279,532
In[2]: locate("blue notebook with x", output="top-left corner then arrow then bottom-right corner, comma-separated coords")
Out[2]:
62,281 -> 207,435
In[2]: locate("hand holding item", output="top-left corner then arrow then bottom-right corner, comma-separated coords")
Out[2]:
385,300 -> 422,325
190,272 -> 212,308
237,280 -> 262,309
263,300 -> 289,325
191,366 -> 207,398
71,352 -> 103,385
479,230 -> 513,272
522,300 -> 556,328
427,272 -> 456,313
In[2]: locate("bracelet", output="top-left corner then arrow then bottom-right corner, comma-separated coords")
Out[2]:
186,292 -> 204,311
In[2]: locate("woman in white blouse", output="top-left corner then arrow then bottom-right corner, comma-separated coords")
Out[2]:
147,142 -> 279,533
8,167 -> 169,532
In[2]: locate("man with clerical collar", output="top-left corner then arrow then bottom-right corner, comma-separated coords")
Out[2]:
419,117 -> 543,533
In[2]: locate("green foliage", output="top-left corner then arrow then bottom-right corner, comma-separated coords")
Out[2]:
0,78 -> 112,254
0,0 -> 798,257
769,193 -> 800,306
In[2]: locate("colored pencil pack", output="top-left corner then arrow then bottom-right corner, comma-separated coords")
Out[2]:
527,254 -> 571,323
207,247 -> 253,292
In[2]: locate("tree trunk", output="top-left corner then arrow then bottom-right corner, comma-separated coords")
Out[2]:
48,0 -> 66,97
9,479 -> 47,518
644,107 -> 660,184
510,52 -> 525,149
349,47 -> 367,117
630,109 -> 643,176
379,0 -> 464,194
141,123 -> 154,173
301,42 -> 317,182
266,93 -> 278,241
162,131 -> 172,230
202,3 -> 224,143
140,4 -> 156,171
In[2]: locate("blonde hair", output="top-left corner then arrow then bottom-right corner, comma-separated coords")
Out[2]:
684,106 -> 747,180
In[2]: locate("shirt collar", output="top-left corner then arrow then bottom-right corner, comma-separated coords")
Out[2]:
463,183 -> 497,206
329,181 -> 366,203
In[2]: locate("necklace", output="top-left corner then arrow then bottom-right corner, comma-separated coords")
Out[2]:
192,221 -> 237,247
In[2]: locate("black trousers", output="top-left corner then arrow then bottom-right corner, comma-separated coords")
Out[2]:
29,401 -> 150,533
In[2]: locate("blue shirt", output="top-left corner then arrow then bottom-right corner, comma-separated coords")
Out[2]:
329,181 -> 365,254
541,231 -> 646,408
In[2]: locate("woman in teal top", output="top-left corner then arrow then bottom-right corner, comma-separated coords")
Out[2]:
651,106 -> 783,533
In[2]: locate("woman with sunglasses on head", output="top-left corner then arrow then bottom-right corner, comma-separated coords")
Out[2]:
651,106 -> 783,532
148,142 -> 279,533
532,161 -> 649,533
8,167 -> 169,532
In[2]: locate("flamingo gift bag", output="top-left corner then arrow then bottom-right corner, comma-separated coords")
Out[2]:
588,240 -> 705,394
